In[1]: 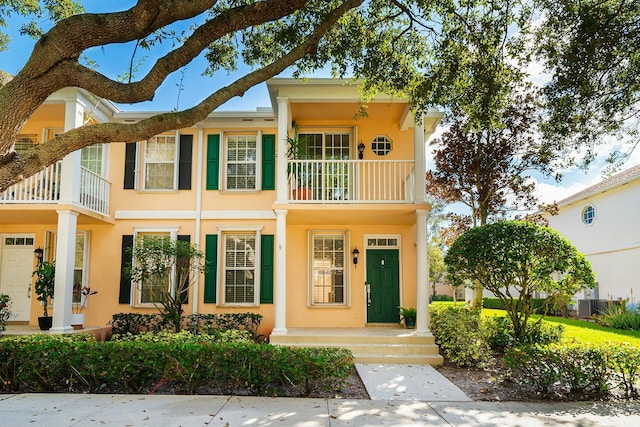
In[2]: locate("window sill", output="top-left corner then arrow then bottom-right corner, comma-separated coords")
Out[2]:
220,189 -> 261,194
220,303 -> 259,308
308,304 -> 350,309
136,189 -> 179,194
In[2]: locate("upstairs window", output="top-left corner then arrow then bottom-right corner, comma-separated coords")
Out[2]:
225,135 -> 257,191
144,134 -> 177,190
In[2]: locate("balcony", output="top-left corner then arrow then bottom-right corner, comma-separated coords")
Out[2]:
0,162 -> 110,216
288,159 -> 416,203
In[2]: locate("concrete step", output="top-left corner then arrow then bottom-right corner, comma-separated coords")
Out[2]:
270,328 -> 442,365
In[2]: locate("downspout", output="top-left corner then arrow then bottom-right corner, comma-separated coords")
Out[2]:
193,125 -> 204,315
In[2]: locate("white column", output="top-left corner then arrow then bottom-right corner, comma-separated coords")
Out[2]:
416,209 -> 430,335
413,114 -> 426,203
50,210 -> 78,332
193,126 -> 205,315
59,98 -> 84,203
276,97 -> 290,203
272,209 -> 288,335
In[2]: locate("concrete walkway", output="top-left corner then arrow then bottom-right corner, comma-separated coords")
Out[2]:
1,364 -> 639,426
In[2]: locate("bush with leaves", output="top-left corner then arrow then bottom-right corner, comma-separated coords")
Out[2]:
0,333 -> 353,396
503,342 -> 640,398
429,305 -> 491,368
483,316 -> 564,350
446,221 -> 596,341
0,294 -> 11,333
598,304 -> 640,331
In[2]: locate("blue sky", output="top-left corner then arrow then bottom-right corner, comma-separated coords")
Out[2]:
1,1 -> 636,206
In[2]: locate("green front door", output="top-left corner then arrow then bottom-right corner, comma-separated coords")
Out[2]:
366,249 -> 400,323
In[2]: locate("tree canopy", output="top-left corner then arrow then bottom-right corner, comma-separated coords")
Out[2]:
0,0 -> 638,192
445,220 -> 596,339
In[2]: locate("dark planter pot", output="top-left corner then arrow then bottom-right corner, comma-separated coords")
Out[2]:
38,316 -> 52,331
404,317 -> 416,329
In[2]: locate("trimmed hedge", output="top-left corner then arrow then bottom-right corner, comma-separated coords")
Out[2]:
109,312 -> 263,341
483,297 -> 548,311
505,342 -> 640,398
0,333 -> 353,396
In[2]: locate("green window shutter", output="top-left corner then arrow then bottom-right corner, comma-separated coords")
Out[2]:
177,235 -> 191,303
260,234 -> 274,304
261,134 -> 276,190
123,143 -> 136,189
206,134 -> 220,190
119,235 -> 134,304
204,234 -> 218,303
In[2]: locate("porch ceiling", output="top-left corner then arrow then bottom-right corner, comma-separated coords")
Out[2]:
291,102 -> 406,123
278,203 -> 430,225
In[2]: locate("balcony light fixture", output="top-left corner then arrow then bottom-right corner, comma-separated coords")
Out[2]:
34,246 -> 44,264
352,247 -> 360,267
358,141 -> 365,159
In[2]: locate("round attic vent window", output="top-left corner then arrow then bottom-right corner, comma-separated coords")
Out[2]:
582,205 -> 596,225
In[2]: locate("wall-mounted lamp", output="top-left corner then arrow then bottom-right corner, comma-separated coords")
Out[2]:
352,247 -> 360,267
358,141 -> 365,160
34,246 -> 44,264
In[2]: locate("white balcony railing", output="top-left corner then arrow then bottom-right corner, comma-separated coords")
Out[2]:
79,166 -> 110,216
288,159 -> 416,203
0,162 -> 110,216
0,162 -> 62,203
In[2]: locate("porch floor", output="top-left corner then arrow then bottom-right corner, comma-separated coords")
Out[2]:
270,327 -> 443,365
2,324 -> 112,342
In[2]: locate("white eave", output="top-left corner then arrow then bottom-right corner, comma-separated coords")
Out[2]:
556,164 -> 640,208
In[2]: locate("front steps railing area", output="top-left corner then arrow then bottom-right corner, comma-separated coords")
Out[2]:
0,162 -> 110,216
288,159 -> 416,203
270,327 -> 443,365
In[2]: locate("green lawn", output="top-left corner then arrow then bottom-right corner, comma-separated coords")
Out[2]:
429,304 -> 640,347
481,308 -> 640,347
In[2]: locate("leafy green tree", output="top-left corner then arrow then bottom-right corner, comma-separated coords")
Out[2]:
445,220 -> 596,340
127,236 -> 206,332
534,0 -> 640,169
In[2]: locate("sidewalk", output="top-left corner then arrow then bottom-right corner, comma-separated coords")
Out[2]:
1,364 -> 639,426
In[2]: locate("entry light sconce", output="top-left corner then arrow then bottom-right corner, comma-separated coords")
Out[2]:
352,247 -> 360,267
358,141 -> 366,160
34,246 -> 44,264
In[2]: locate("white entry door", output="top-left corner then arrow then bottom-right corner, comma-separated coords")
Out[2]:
0,235 -> 35,321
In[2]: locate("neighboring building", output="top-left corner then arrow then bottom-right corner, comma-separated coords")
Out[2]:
0,79 -> 442,363
546,165 -> 640,315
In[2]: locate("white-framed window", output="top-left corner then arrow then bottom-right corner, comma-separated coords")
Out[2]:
225,134 -> 258,191
15,134 -> 37,153
222,231 -> 258,304
310,231 -> 348,305
133,227 -> 179,306
582,205 -> 596,225
81,144 -> 105,175
143,133 -> 178,190
371,135 -> 392,156
45,231 -> 89,304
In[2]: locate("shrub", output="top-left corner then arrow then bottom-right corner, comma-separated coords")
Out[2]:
429,305 -> 491,368
599,305 -> 640,331
606,343 -> 640,398
431,294 -> 454,302
483,297 -> 547,312
505,342 -> 624,398
0,294 -> 12,333
0,333 -> 352,396
483,316 -> 564,350
109,312 -> 263,341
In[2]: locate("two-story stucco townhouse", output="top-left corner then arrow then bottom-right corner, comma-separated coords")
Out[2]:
0,79 -> 443,363
545,164 -> 640,316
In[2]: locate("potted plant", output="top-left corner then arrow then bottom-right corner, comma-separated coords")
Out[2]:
399,306 -> 417,329
0,294 -> 13,334
71,283 -> 97,329
32,261 -> 55,330
287,127 -> 312,200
